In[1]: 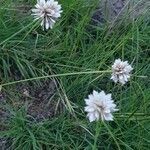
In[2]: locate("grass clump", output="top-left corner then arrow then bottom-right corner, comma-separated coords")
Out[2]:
0,0 -> 150,149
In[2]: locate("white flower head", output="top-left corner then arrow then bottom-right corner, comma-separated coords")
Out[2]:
111,59 -> 133,85
32,0 -> 63,30
84,90 -> 118,122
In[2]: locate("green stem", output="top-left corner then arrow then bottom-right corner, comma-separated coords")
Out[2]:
0,70 -> 111,87
103,122 -> 121,150
92,121 -> 101,150
115,112 -> 150,116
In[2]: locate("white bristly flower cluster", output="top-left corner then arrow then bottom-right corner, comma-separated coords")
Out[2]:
111,59 -> 133,85
32,0 -> 62,30
84,90 -> 118,122
84,59 -> 133,122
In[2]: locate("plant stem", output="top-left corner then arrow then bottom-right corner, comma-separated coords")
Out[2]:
92,121 -> 101,150
0,70 -> 111,87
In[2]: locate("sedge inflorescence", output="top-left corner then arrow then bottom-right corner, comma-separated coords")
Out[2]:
32,0 -> 62,30
84,90 -> 118,122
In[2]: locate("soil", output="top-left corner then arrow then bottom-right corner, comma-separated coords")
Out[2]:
0,138 -> 8,150
0,78 -> 64,122
92,0 -> 125,24
92,0 -> 149,25
18,79 -> 64,121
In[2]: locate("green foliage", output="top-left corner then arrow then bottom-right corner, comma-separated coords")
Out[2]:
0,0 -> 150,149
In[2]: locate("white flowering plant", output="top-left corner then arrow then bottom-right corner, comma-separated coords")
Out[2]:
32,0 -> 62,30
85,90 -> 118,122
111,59 -> 133,85
0,0 -> 149,149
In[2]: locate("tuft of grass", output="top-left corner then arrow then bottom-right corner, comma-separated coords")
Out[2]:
0,0 -> 150,149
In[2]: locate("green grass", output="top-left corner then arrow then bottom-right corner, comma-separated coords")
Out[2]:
0,0 -> 150,149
